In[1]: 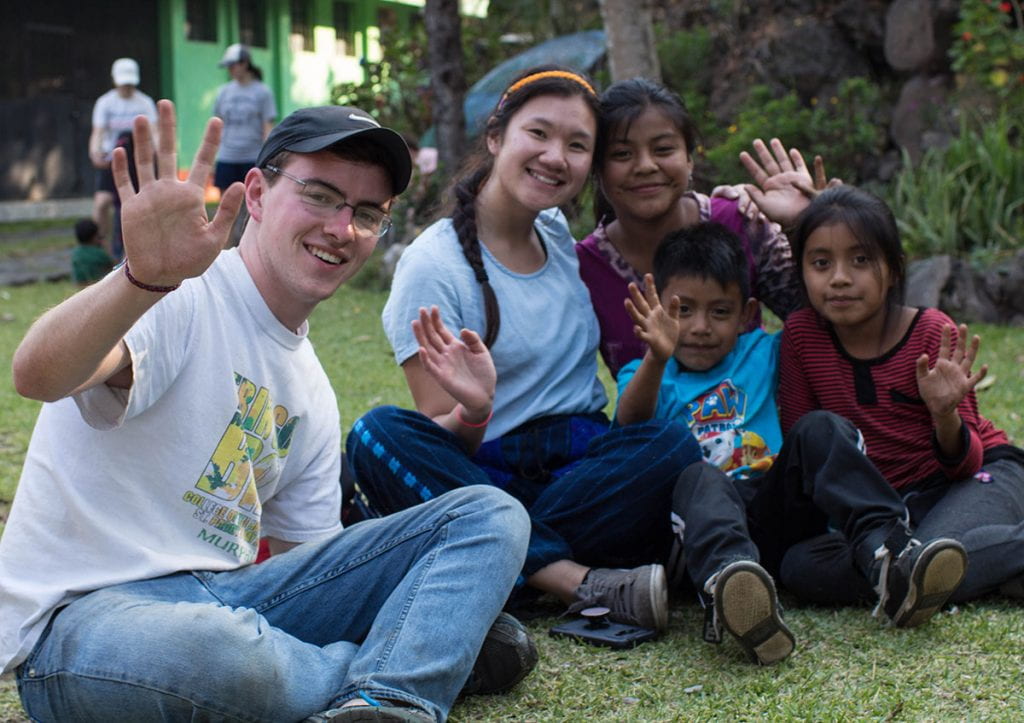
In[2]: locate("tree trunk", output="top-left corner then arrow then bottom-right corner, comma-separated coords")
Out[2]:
424,0 -> 467,174
598,0 -> 661,82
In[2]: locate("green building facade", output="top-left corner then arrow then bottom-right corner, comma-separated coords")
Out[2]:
0,0 -> 486,201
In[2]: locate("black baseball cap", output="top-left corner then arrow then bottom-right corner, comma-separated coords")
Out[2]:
256,106 -> 412,195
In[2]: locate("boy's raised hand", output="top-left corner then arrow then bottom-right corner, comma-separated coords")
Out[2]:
625,274 -> 680,363
412,306 -> 496,416
916,323 -> 989,419
113,99 -> 245,290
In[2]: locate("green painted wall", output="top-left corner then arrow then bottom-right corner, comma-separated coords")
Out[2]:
161,0 -> 425,177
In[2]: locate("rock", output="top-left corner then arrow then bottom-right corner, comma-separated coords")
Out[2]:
749,17 -> 871,102
906,255 -> 952,309
884,0 -> 936,72
889,75 -> 953,163
941,257 -> 1001,324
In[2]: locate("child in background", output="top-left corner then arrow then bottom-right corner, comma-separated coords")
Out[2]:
617,221 -> 965,665
70,218 -> 114,286
779,185 -> 1024,608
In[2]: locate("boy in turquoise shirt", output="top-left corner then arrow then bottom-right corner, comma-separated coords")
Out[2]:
615,222 -> 794,665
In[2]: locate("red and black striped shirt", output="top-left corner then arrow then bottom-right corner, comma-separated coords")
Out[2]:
780,307 -> 1008,489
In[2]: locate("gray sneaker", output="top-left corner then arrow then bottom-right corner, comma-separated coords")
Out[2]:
568,564 -> 668,632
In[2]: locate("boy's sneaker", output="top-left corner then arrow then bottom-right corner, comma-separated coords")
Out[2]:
873,537 -> 967,628
460,612 -> 538,696
704,560 -> 795,665
568,564 -> 668,632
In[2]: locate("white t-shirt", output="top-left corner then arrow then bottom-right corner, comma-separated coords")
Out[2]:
213,80 -> 277,163
0,249 -> 342,673
92,88 -> 159,159
383,208 -> 607,441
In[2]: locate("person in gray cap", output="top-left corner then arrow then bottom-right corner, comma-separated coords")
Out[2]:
2,100 -> 536,722
212,43 -> 277,195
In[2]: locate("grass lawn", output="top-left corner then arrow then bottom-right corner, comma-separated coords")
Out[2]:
1,273 -> 1023,720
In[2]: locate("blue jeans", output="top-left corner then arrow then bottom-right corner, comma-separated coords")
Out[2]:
346,406 -> 701,580
16,487 -> 529,723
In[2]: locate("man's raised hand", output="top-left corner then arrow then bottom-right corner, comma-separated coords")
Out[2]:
113,99 -> 245,290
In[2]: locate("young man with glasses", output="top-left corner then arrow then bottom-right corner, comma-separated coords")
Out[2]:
2,102 -> 534,722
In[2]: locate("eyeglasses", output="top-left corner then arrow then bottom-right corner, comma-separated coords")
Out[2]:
264,165 -> 392,237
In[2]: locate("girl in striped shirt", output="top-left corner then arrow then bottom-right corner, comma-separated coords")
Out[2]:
778,185 -> 1024,611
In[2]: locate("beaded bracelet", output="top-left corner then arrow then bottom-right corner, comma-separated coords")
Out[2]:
455,405 -> 493,428
123,263 -> 180,293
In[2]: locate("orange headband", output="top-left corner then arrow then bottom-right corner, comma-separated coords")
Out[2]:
499,71 -> 597,108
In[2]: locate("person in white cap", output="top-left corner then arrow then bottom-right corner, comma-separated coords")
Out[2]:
88,58 -> 157,247
212,43 -> 277,195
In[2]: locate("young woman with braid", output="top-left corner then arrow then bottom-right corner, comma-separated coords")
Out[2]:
346,66 -> 702,631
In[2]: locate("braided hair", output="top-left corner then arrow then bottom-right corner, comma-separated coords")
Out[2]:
445,65 -> 600,347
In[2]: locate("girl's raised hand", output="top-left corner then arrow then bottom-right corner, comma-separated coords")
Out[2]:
624,274 -> 680,363
740,138 -> 829,228
916,323 -> 989,418
412,306 -> 496,414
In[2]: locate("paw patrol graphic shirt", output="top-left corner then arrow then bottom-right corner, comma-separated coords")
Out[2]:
616,329 -> 782,481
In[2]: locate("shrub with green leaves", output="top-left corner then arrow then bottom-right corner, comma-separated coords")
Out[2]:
951,0 -> 1024,116
700,78 -> 886,188
887,111 -> 1024,262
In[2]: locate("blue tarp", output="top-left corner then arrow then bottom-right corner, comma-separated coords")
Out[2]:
422,29 -> 606,145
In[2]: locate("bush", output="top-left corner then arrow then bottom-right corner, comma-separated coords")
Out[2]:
951,0 -> 1024,118
700,78 -> 887,188
887,112 -> 1024,262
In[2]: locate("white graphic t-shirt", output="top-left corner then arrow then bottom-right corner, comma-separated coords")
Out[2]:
0,249 -> 342,673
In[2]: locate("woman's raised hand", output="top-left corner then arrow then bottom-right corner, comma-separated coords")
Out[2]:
412,306 -> 496,416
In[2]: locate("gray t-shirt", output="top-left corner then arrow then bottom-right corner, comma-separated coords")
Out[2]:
383,209 -> 607,441
213,80 -> 277,163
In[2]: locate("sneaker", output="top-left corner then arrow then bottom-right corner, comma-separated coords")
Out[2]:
873,537 -> 967,628
306,703 -> 434,722
568,564 -> 668,632
705,560 -> 795,665
460,612 -> 538,696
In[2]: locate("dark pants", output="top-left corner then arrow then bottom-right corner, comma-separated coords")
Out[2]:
214,160 -> 254,192
346,406 -> 702,581
674,410 -> 908,592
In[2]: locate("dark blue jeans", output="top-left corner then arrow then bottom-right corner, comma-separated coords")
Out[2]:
346,406 -> 701,581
